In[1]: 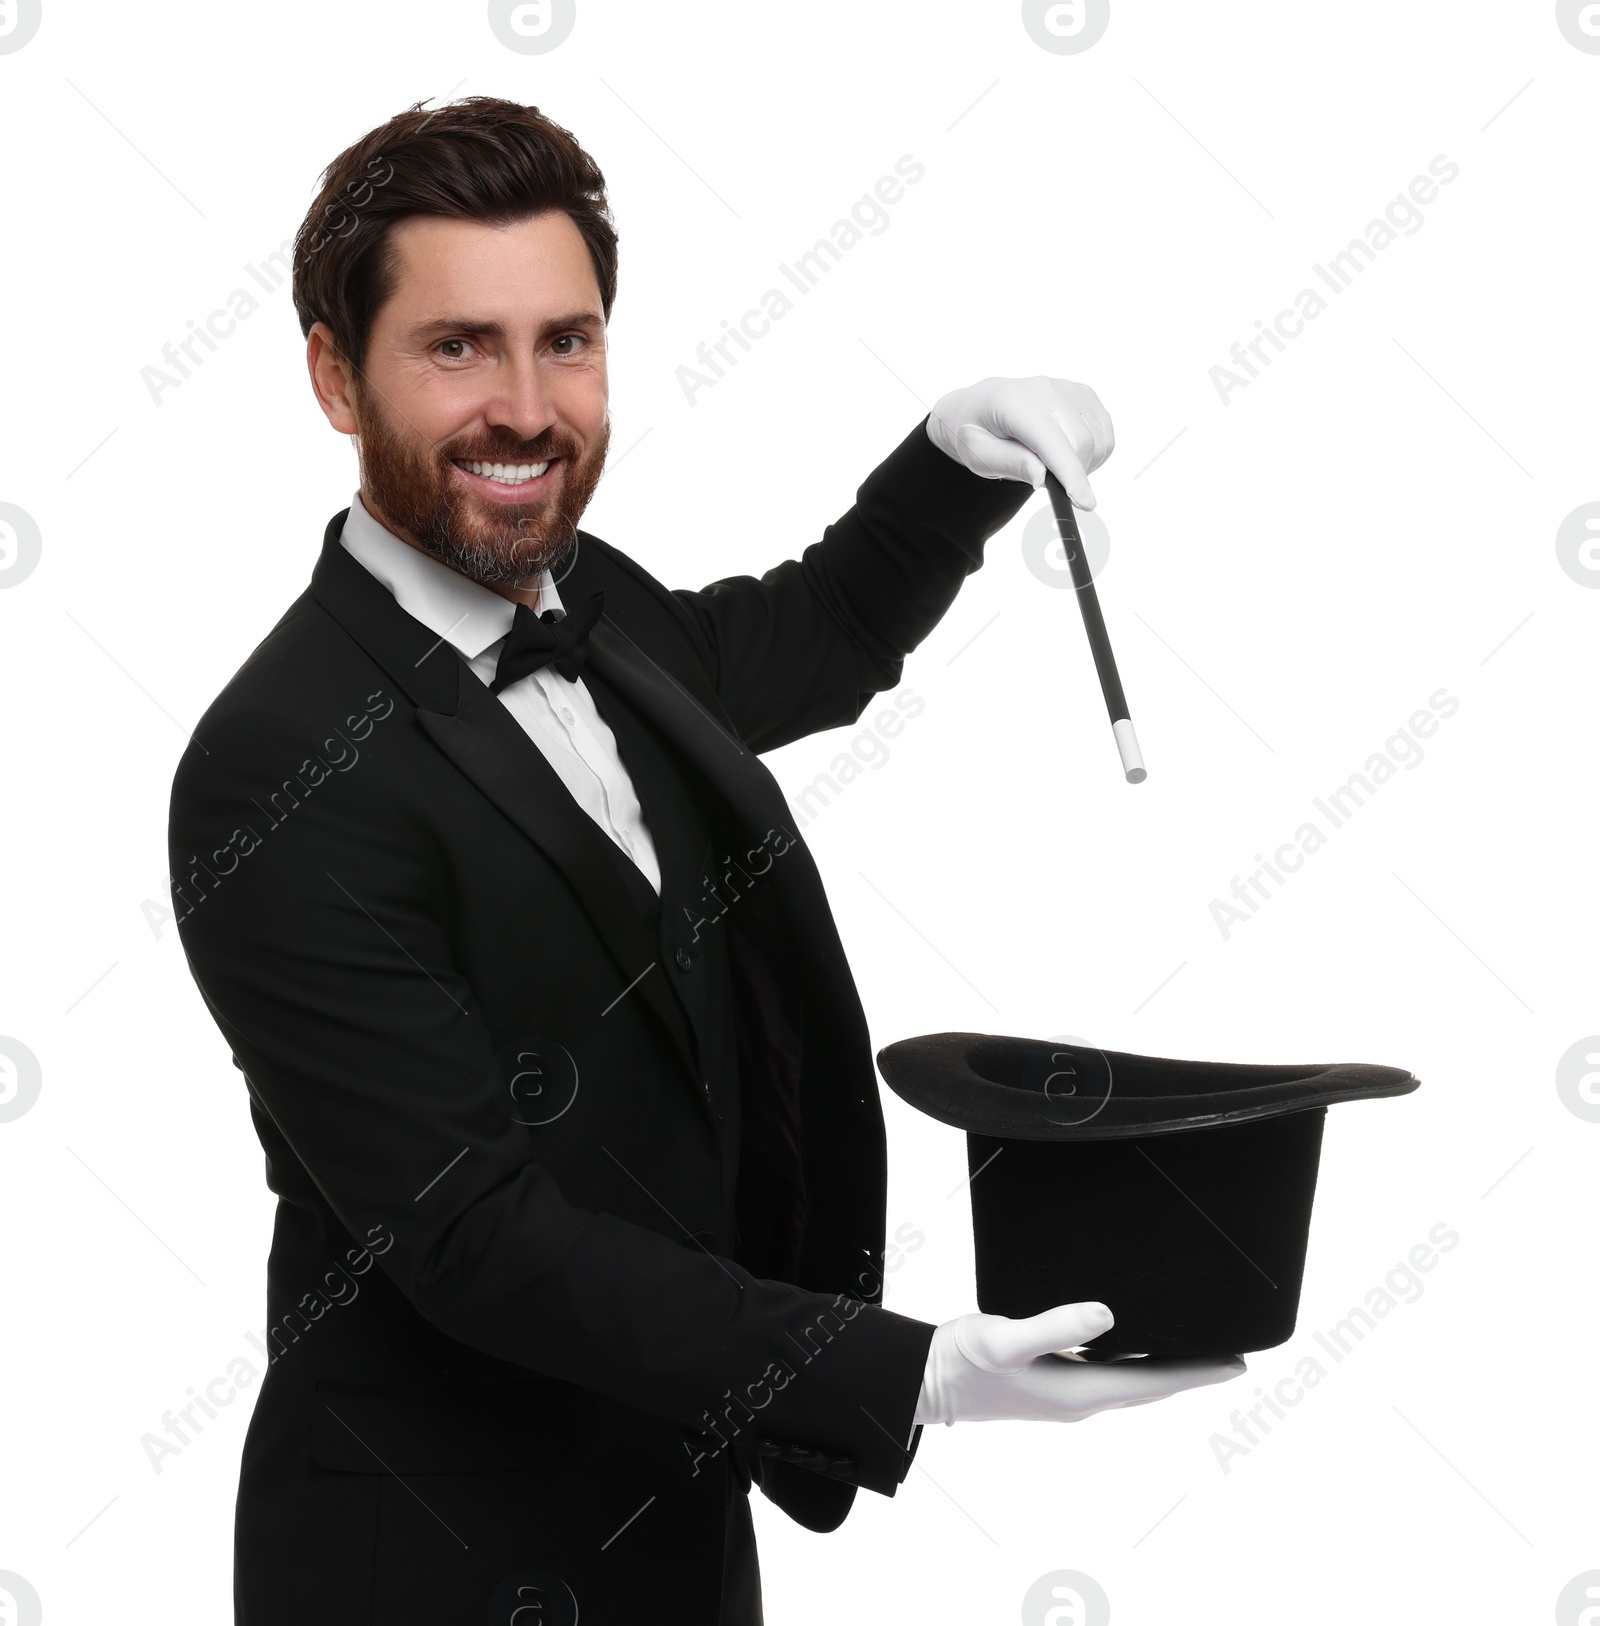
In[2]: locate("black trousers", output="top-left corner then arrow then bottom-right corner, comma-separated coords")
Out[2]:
721,1473 -> 763,1625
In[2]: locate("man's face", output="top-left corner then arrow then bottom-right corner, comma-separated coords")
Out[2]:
312,210 -> 610,589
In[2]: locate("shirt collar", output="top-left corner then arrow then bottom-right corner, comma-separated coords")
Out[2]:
338,490 -> 564,663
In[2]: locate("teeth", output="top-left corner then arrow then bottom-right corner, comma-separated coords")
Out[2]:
457,459 -> 551,484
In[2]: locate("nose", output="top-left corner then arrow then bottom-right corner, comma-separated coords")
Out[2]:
482,351 -> 560,448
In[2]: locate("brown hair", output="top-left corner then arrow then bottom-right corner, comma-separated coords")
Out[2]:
291,96 -> 617,375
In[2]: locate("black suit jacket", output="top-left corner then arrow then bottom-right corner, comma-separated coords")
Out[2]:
168,417 -> 1033,1622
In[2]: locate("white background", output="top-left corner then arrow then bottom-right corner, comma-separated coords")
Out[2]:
1,2 -> 1594,1622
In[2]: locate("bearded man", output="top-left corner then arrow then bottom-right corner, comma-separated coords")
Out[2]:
168,95 -> 1239,1626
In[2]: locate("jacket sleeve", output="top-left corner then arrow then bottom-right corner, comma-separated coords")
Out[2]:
169,709 -> 933,1499
671,416 -> 1036,752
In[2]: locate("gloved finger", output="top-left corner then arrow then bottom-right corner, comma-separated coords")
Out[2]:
1070,386 -> 1116,466
1045,379 -> 1116,470
953,423 -> 1047,486
1001,1352 -> 1243,1424
1073,1355 -> 1247,1408
993,397 -> 1097,510
1000,379 -> 1114,509
956,1301 -> 1115,1371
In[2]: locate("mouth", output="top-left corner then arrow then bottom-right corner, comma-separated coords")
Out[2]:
449,456 -> 561,504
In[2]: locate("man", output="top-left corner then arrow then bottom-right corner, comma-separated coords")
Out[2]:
168,96 -> 1241,1625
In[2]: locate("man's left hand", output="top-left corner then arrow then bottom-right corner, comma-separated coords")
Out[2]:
926,375 -> 1115,510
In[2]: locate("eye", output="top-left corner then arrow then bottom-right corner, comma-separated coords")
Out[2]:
436,337 -> 478,361
550,333 -> 587,356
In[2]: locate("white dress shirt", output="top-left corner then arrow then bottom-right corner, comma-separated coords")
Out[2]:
339,492 -> 662,893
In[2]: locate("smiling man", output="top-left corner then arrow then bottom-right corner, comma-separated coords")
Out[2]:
330,208 -> 612,587
168,96 -> 1240,1626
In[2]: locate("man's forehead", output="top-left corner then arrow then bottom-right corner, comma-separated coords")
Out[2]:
382,212 -> 602,317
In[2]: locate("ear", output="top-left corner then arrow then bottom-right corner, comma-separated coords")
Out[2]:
307,321 -> 361,436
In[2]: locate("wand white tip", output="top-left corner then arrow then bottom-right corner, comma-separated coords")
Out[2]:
1113,718 -> 1146,784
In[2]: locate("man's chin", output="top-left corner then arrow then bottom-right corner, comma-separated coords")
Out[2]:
422,517 -> 575,588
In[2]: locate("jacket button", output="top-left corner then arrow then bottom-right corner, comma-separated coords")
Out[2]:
674,948 -> 692,971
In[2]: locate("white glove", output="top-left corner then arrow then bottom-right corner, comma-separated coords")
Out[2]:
925,375 -> 1115,509
913,1301 -> 1245,1427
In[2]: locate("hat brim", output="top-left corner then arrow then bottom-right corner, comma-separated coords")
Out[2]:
876,1032 -> 1419,1142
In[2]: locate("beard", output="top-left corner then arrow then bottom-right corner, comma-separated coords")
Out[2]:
350,379 -> 610,586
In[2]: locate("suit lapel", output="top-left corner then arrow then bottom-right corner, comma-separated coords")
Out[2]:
413,693 -> 702,1080
309,514 -> 702,1089
584,618 -> 789,842
561,526 -> 841,989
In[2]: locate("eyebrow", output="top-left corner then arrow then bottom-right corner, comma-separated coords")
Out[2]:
408,310 -> 605,344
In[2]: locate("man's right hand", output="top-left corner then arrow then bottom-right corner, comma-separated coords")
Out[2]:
913,1301 -> 1246,1427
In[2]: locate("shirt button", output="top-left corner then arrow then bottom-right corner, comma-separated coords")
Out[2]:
675,948 -> 692,972
560,707 -> 575,725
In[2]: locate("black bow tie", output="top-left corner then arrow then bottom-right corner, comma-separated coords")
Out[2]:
490,590 -> 605,692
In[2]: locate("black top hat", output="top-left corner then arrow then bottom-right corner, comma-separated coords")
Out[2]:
876,1034 -> 1419,1357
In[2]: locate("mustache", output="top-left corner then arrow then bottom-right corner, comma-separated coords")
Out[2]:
439,433 -> 576,464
